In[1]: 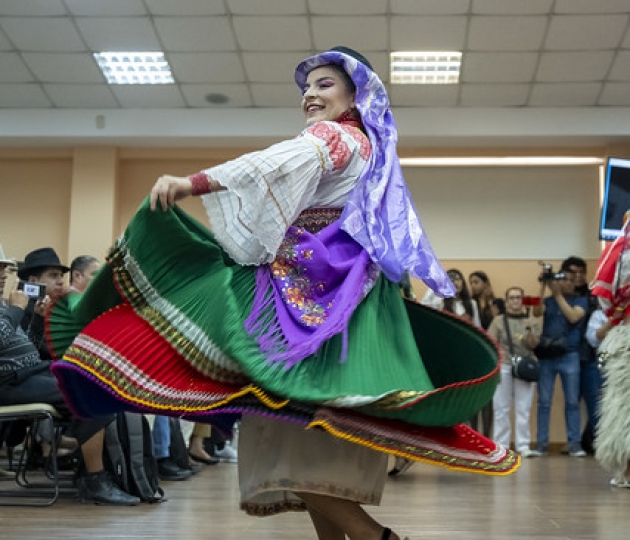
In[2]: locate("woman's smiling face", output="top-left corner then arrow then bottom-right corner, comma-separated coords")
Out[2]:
301,65 -> 355,126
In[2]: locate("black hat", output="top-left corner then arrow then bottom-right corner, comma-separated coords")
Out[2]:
330,46 -> 373,70
18,247 -> 69,279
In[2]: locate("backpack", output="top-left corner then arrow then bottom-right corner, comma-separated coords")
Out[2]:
103,412 -> 165,503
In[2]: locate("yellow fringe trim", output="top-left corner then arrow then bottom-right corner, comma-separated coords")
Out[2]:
307,419 -> 521,476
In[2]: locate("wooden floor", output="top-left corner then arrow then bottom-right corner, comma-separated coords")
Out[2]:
0,454 -> 628,540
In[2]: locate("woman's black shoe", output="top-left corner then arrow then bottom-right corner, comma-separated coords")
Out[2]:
188,451 -> 219,465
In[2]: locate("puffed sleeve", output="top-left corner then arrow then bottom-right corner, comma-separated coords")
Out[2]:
199,121 -> 369,265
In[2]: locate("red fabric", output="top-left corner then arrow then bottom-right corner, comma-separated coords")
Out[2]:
592,224 -> 630,323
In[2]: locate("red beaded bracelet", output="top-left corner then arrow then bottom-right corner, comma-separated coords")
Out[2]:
189,172 -> 212,196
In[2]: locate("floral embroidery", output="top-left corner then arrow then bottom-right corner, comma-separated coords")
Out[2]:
306,122 -> 351,171
270,214 -> 341,328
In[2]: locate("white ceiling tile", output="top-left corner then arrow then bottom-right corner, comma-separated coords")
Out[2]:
110,85 -> 186,108
154,17 -> 236,52
179,83 -> 252,107
312,16 -> 388,51
0,29 -> 11,51
169,53 -> 245,83
0,83 -> 51,107
599,82 -> 630,105
529,83 -> 601,106
555,0 -> 630,14
472,0 -> 553,15
468,16 -> 548,51
462,52 -> 538,83
250,83 -> 302,107
622,30 -> 630,48
1,18 -> 86,52
0,53 -> 34,82
22,53 -> 104,83
76,18 -> 161,51
233,16 -> 311,51
0,1 -> 66,16
146,0 -> 225,16
389,84 -> 459,107
545,15 -> 627,50
537,51 -> 615,82
308,0 -> 387,15
391,0 -> 469,15
227,0 -> 307,15
391,16 -> 467,50
43,84 -> 118,107
243,52 -> 310,83
64,0 -> 147,16
460,83 -> 530,106
609,51 -> 630,81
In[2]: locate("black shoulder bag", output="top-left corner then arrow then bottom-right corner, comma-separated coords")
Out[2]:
503,316 -> 540,382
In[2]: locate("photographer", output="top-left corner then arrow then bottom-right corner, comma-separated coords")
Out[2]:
532,259 -> 588,456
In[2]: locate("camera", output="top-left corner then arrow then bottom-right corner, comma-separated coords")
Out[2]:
537,261 -> 565,284
17,280 -> 47,300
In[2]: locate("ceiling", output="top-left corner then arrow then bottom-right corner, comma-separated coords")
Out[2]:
2,0 -> 630,148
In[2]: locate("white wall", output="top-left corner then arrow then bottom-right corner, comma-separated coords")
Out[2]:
405,165 -> 602,260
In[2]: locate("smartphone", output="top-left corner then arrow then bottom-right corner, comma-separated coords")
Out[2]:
17,280 -> 47,300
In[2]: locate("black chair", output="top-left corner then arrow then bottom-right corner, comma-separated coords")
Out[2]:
0,403 -> 63,506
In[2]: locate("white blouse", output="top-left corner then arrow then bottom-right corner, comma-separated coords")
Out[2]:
200,121 -> 371,265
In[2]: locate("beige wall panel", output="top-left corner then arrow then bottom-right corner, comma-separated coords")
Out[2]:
0,158 -> 72,262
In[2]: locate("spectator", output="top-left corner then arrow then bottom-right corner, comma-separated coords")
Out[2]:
69,255 -> 101,293
532,258 -> 588,457
468,271 -> 504,438
562,256 -> 600,455
487,287 -> 541,457
422,268 -> 481,327
18,247 -> 68,338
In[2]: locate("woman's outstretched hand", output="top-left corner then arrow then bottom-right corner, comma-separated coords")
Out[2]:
150,175 -> 193,211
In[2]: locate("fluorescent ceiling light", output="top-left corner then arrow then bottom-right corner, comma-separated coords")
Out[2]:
94,52 -> 174,85
391,51 -> 461,85
399,156 -> 604,167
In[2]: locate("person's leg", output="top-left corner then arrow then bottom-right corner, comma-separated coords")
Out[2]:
306,505 -> 346,540
514,378 -> 536,454
481,402 -> 494,439
558,352 -> 583,452
295,492 -> 401,540
188,422 -> 217,464
151,415 -> 170,460
492,364 -> 513,448
72,417 -> 141,505
536,359 -> 556,452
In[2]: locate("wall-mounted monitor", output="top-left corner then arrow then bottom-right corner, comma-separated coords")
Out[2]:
600,157 -> 630,241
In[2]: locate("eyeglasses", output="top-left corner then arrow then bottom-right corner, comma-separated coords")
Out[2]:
507,295 -> 523,300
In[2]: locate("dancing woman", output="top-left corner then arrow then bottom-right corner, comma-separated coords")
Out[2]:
49,48 -> 517,539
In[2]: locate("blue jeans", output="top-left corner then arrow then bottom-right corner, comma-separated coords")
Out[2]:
151,415 -> 171,459
536,352 -> 581,449
580,361 -> 602,429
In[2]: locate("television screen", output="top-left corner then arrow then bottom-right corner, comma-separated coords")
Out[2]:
600,157 -> 630,241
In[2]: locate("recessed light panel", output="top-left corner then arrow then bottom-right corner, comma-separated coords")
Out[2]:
390,51 -> 461,85
94,52 -> 174,85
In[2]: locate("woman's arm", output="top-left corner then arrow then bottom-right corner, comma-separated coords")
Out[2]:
150,174 -> 227,211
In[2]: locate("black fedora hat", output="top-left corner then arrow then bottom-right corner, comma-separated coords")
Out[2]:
18,247 -> 69,279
